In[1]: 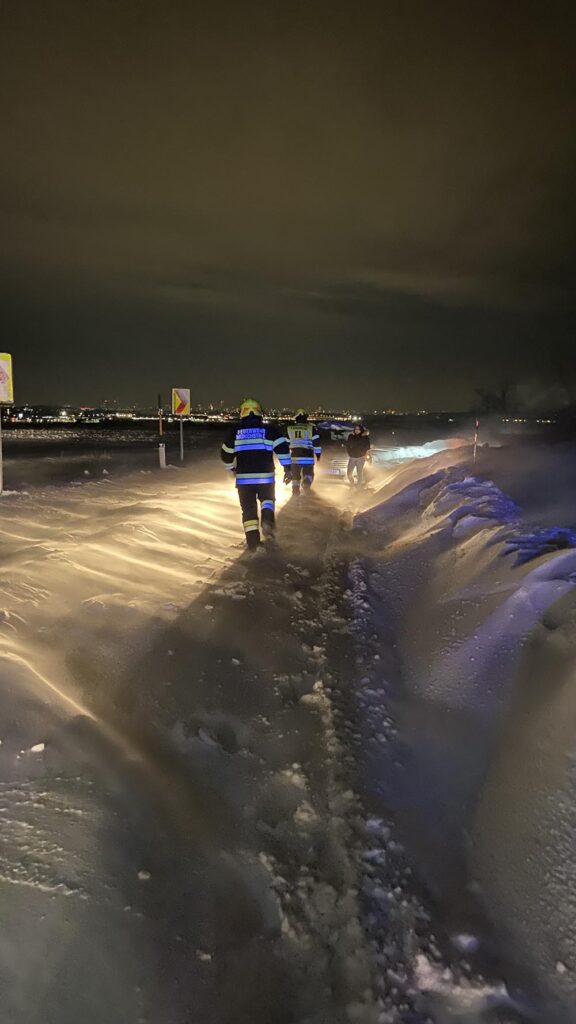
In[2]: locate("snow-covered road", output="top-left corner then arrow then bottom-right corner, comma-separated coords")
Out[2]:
1,443 -> 575,1022
0,462 -> 387,1023
0,466 -> 245,1022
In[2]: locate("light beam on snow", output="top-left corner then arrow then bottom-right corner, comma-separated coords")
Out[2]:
371,437 -> 468,465
0,651 -> 96,721
0,468 -> 295,732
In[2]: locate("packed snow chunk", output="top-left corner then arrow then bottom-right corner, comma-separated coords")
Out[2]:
282,765 -> 307,790
452,514 -> 496,539
450,933 -> 480,955
362,849 -> 386,866
138,870 -> 151,882
501,527 -> 576,565
196,950 -> 213,963
299,692 -> 324,708
29,743 -> 46,754
414,954 -> 515,1014
294,800 -> 319,826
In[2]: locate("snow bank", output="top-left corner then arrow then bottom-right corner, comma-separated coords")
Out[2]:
347,456 -> 576,1022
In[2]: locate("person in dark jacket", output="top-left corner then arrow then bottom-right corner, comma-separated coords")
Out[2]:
345,424 -> 370,485
221,398 -> 291,549
286,409 -> 322,494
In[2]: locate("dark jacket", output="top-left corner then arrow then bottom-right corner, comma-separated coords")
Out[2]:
346,429 -> 370,458
221,413 -> 290,486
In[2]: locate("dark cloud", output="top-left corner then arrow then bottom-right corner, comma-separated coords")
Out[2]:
1,0 -> 575,408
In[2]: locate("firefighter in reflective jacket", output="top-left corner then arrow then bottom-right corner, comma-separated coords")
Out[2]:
221,398 -> 291,549
286,409 -> 322,494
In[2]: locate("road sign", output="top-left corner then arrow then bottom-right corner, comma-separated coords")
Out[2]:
172,388 -> 190,462
172,388 -> 191,416
0,353 -> 13,495
0,353 -> 14,404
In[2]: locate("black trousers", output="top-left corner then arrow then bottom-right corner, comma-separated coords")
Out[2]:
238,483 -> 276,547
291,463 -> 315,489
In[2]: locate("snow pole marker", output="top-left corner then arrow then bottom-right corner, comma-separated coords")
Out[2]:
158,392 -> 167,469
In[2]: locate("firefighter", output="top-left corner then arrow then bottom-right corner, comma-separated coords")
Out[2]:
286,409 -> 322,494
221,398 -> 291,549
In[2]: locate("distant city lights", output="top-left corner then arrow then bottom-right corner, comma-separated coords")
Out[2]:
0,405 -> 558,429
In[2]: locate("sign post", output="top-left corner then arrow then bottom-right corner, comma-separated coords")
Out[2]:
172,388 -> 191,463
158,392 -> 166,469
0,353 -> 14,495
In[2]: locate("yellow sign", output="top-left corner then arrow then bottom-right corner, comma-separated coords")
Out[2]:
172,388 -> 190,416
0,353 -> 13,404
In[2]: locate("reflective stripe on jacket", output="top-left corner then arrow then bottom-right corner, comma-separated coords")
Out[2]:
221,414 -> 290,485
287,422 -> 322,466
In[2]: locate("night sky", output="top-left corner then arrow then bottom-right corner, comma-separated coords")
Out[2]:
2,1 -> 575,410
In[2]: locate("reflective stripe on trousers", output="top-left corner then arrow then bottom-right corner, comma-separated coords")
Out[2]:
291,464 -> 314,489
238,483 -> 276,548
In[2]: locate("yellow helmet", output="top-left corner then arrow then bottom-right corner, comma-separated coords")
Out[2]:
239,397 -> 263,418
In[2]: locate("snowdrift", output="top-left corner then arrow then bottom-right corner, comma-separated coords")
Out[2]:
348,456 -> 576,1022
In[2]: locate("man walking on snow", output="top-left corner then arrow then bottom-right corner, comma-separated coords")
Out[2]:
221,398 -> 291,550
346,423 -> 371,486
286,409 -> 322,495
